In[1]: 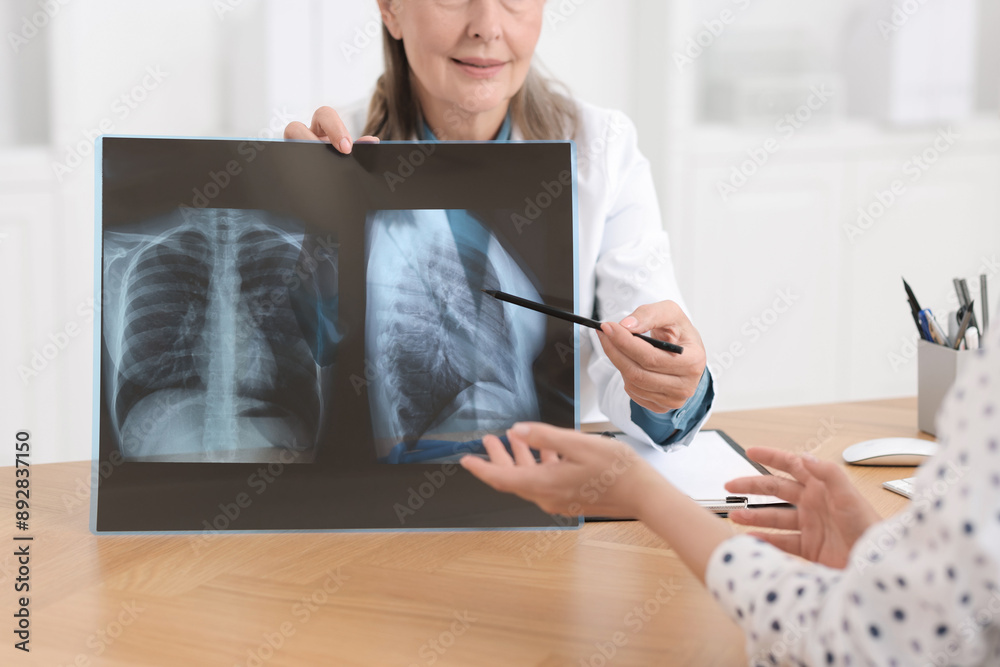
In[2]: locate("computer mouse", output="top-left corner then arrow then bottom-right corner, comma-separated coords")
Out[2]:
841,437 -> 938,466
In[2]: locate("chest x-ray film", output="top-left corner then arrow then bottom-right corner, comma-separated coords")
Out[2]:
95,137 -> 577,532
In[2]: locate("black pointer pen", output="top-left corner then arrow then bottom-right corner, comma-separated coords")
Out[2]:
482,289 -> 684,355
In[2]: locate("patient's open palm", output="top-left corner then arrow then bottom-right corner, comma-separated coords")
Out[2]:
724,448 -> 881,569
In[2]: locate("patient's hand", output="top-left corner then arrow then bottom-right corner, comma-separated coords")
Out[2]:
284,106 -> 379,153
596,301 -> 707,414
725,447 -> 881,569
460,423 -> 665,519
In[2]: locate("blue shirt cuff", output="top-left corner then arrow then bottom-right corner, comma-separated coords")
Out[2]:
630,368 -> 714,446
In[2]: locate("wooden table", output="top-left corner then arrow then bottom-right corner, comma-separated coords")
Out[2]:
1,399 -> 926,666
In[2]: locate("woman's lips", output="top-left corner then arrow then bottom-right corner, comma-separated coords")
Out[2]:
452,58 -> 506,79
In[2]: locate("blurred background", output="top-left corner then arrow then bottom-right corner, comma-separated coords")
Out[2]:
2,0 -> 998,463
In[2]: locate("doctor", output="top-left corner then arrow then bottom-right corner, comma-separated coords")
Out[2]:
284,0 -> 714,447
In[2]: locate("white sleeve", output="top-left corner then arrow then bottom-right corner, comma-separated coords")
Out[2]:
586,111 -> 711,447
705,328 -> 1000,665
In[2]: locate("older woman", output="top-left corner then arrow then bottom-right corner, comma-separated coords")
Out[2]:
285,0 -> 713,447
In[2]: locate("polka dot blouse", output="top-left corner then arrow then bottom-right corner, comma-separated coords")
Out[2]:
706,319 -> 1000,666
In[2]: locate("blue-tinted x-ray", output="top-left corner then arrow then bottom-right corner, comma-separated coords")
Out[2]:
102,208 -> 339,462
365,209 -> 546,463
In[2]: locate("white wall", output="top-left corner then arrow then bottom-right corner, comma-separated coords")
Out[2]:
1,0 -> 998,462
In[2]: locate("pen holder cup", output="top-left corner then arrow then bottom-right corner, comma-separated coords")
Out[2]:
917,340 -> 976,436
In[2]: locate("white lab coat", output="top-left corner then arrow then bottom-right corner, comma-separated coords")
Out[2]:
346,99 -> 710,447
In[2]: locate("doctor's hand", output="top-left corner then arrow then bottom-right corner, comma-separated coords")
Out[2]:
459,423 -> 666,519
284,106 -> 380,153
597,301 -> 707,414
724,447 -> 881,569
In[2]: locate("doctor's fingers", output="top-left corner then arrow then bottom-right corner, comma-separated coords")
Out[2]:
621,301 -> 691,336
599,321 -> 676,371
309,106 -> 354,153
725,474 -> 803,504
284,121 -> 321,142
600,322 -> 702,381
598,335 -> 696,402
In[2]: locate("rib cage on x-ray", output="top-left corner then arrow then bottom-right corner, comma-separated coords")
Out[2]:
103,208 -> 335,462
365,209 -> 545,458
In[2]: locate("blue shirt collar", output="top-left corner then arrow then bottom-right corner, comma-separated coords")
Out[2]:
420,113 -> 512,142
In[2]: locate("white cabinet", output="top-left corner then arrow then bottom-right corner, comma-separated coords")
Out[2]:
669,124 -> 1000,411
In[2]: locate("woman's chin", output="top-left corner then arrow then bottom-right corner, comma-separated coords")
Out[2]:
446,90 -> 510,115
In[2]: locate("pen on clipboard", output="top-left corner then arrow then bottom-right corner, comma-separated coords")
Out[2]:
597,434 -> 748,512
696,496 -> 749,512
482,289 -> 684,354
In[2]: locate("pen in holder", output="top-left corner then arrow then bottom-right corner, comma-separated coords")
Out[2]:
917,340 -> 976,435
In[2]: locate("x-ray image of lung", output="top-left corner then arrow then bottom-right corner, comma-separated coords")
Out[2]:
365,209 -> 546,463
102,207 -> 339,462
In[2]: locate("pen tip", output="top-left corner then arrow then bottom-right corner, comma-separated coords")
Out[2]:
481,289 -> 496,297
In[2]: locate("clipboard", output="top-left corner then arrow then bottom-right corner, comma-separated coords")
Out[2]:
585,429 -> 792,521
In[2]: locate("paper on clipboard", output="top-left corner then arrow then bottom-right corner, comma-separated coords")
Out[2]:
620,430 -> 787,508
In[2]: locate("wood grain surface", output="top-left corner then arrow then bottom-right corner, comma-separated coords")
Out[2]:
0,398 -> 926,666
